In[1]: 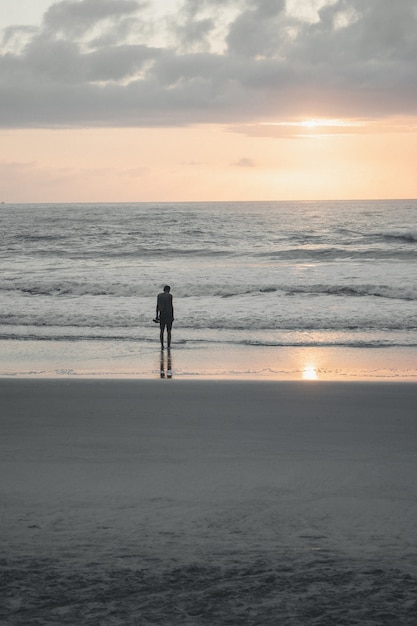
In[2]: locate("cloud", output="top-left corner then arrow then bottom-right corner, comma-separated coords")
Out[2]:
232,157 -> 256,167
1,0 -> 417,128
226,0 -> 286,57
42,0 -> 142,37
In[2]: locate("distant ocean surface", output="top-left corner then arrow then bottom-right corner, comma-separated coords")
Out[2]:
1,200 -> 417,354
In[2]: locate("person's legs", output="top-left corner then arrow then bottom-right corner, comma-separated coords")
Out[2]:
159,320 -> 166,349
166,319 -> 173,348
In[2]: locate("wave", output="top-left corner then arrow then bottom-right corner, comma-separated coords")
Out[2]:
224,283 -> 408,301
1,331 -> 416,349
283,284 -> 417,301
101,247 -> 230,259
14,234 -> 69,242
2,279 -> 417,301
2,312 -> 417,332
256,247 -> 417,261
376,229 -> 417,243
5,233 -> 417,262
3,243 -> 231,260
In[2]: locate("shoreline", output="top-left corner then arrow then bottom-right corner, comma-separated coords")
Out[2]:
1,338 -> 417,380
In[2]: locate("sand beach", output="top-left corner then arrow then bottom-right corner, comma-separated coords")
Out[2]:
2,0 -> 417,619
1,378 -> 417,624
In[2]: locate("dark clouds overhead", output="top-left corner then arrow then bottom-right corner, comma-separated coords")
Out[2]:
1,0 -> 417,128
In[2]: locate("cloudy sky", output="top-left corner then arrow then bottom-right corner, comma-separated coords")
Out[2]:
1,0 -> 416,202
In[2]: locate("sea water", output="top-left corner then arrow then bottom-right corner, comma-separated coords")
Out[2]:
1,200 -> 417,377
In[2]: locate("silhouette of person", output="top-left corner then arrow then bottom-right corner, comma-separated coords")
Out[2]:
156,285 -> 174,349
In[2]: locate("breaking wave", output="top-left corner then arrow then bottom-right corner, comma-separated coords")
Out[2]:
2,280 -> 417,301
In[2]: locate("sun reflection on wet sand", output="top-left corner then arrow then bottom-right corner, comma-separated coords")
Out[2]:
302,364 -> 319,380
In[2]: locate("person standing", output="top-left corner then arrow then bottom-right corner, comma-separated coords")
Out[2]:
156,285 -> 174,349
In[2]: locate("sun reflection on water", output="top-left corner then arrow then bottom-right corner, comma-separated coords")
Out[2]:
302,364 -> 319,380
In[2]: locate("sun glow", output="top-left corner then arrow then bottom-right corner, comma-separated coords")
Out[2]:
254,118 -> 362,138
302,364 -> 319,380
300,119 -> 353,130
265,119 -> 350,129
301,120 -> 319,129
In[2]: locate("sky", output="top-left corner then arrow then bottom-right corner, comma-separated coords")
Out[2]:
1,0 -> 416,202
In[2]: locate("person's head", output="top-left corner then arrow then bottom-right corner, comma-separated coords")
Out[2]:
163,285 -> 171,292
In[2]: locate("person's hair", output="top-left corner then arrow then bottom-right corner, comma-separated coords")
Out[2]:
163,285 -> 171,292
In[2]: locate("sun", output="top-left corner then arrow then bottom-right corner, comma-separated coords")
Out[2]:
302,364 -> 319,380
301,119 -> 319,129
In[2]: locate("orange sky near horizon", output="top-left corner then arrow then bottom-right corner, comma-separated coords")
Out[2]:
1,0 -> 417,203
1,121 -> 416,203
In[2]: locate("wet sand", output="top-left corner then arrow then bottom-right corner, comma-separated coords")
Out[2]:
1,379 -> 417,624
1,339 -> 417,380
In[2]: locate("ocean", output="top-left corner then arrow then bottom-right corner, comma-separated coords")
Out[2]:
1,199 -> 417,377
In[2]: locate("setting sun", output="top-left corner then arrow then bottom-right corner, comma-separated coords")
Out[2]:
301,120 -> 319,129
302,364 -> 319,380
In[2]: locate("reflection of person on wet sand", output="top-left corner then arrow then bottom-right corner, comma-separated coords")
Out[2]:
156,285 -> 174,350
160,349 -> 173,379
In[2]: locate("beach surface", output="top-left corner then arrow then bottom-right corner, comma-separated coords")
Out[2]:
2,340 -> 417,380
1,379 -> 417,624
